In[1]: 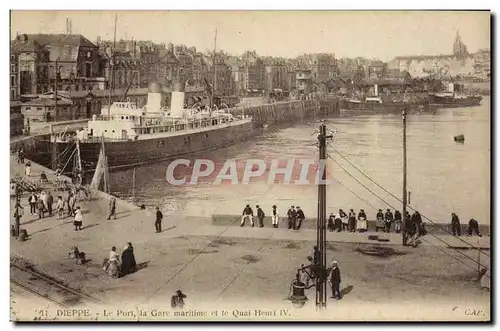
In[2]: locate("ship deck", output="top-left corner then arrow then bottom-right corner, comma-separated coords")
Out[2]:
54,118 -> 253,144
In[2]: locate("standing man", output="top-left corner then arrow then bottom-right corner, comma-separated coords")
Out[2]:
13,199 -> 24,238
241,204 -> 254,227
46,191 -> 54,217
451,213 -> 461,236
36,197 -> 45,219
256,205 -> 265,228
329,261 -> 342,300
295,206 -> 305,230
28,191 -> 37,215
287,206 -> 297,230
107,196 -> 117,220
155,206 -> 163,233
348,209 -> 356,233
271,205 -> 279,228
394,210 -> 402,234
384,209 -> 394,233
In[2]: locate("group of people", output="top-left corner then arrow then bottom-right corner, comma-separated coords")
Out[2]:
240,204 -> 306,230
451,213 -> 483,237
102,243 -> 137,278
300,247 -> 343,300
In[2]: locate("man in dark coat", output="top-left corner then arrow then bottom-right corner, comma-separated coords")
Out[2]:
155,206 -> 163,233
37,197 -> 45,219
121,242 -> 137,276
287,206 -> 297,230
451,213 -> 461,236
46,191 -> 54,216
384,209 -> 394,233
241,204 -> 254,227
348,209 -> 356,232
329,261 -> 342,300
394,210 -> 402,233
295,206 -> 305,230
467,219 -> 482,237
327,213 -> 335,232
28,192 -> 37,215
256,205 -> 265,228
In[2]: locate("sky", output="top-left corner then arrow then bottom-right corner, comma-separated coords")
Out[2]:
10,10 -> 491,61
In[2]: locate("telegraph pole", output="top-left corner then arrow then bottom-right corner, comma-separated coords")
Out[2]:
402,110 -> 408,246
316,121 -> 332,309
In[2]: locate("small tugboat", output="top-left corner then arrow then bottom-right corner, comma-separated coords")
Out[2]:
429,82 -> 482,108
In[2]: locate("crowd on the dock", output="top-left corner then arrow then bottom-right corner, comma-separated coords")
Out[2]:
239,204 -> 484,238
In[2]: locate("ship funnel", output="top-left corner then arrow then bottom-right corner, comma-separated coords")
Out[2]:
170,82 -> 185,118
147,82 -> 163,112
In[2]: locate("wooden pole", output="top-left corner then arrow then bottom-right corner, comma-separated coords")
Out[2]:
402,110 -> 408,246
315,122 -> 332,310
477,239 -> 481,279
132,167 -> 136,200
103,156 -> 109,194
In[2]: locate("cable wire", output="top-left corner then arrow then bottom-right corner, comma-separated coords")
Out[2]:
329,144 -> 490,258
326,152 -> 488,268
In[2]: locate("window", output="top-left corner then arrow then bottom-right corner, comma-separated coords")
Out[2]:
11,75 -> 15,86
11,64 -> 15,73
26,107 -> 31,110
37,107 -> 42,111
10,90 -> 14,100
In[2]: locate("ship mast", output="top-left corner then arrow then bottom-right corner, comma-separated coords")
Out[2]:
211,28 -> 218,111
107,13 -> 118,120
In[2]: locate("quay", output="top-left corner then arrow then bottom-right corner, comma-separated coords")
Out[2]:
10,155 -> 490,320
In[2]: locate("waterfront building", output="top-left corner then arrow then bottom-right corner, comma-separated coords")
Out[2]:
388,31 -> 488,80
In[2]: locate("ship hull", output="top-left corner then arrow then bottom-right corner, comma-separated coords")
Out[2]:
340,99 -> 432,114
41,120 -> 255,172
429,95 -> 482,108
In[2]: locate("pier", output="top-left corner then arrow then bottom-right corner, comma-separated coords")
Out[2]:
10,153 -> 490,318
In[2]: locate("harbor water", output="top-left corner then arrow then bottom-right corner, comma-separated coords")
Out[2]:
108,97 -> 491,224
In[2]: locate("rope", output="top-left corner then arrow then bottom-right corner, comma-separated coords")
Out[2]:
326,152 -> 488,268
329,144 -> 490,257
60,147 -> 77,175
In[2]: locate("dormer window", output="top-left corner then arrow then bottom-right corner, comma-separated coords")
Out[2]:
87,51 -> 91,58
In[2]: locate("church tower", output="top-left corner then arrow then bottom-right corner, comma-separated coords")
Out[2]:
453,30 -> 468,57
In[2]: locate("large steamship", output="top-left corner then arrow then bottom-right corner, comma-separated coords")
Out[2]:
43,82 -> 254,172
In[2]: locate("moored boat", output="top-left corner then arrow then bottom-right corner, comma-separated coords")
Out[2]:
429,82 -> 482,108
41,82 -> 254,172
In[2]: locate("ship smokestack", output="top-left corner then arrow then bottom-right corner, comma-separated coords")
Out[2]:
170,81 -> 185,118
147,82 -> 163,112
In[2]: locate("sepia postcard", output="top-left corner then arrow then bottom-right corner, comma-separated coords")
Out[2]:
9,10 -> 491,322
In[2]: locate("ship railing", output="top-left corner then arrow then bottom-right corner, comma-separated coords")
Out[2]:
80,136 -> 130,143
130,116 -> 250,135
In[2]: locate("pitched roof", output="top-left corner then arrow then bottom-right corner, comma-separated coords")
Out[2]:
23,34 -> 97,48
23,97 -> 73,107
11,39 -> 47,53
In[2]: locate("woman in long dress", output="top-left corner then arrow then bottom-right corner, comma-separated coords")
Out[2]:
121,242 -> 137,276
357,209 -> 368,232
25,162 -> 31,177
